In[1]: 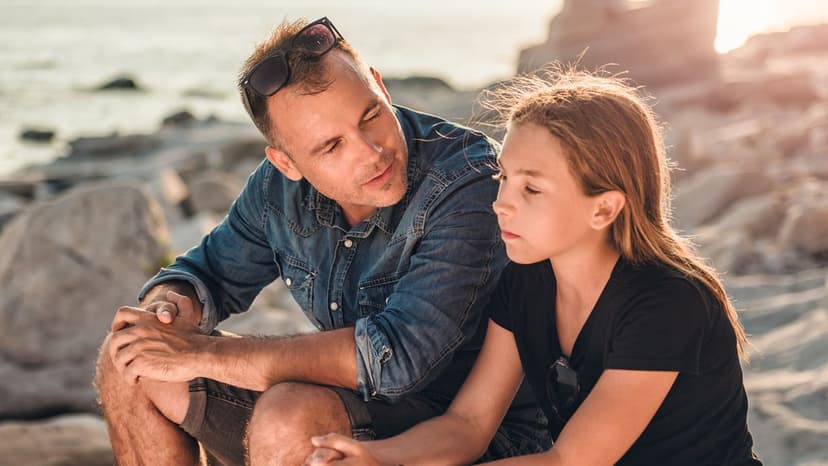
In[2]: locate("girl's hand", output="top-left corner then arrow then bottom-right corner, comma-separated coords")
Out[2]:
305,434 -> 380,466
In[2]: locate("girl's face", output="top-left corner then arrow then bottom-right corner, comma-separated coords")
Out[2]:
493,122 -> 601,264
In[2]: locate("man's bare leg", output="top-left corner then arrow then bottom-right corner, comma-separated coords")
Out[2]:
95,334 -> 200,466
246,382 -> 352,466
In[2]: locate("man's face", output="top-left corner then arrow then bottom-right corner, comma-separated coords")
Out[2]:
264,51 -> 408,226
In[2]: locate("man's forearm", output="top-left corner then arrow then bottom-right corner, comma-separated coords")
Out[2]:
197,327 -> 358,392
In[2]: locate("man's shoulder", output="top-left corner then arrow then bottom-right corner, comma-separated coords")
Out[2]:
396,105 -> 499,186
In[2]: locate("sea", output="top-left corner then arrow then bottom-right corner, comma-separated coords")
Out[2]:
1,0 -> 825,177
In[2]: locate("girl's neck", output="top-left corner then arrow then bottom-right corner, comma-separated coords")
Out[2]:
550,240 -> 621,313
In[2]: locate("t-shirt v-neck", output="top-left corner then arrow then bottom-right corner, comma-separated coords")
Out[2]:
553,257 -> 623,364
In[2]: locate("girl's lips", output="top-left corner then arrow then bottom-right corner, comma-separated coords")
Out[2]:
501,229 -> 520,240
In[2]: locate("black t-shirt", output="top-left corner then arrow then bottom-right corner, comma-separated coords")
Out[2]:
488,258 -> 762,466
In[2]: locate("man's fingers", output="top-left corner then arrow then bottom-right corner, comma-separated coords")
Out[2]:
310,434 -> 364,457
109,329 -> 141,369
166,291 -> 194,322
305,447 -> 344,465
147,301 -> 178,324
112,306 -> 154,331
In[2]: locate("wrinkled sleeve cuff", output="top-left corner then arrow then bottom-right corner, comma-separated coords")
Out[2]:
137,269 -> 218,334
354,317 -> 394,401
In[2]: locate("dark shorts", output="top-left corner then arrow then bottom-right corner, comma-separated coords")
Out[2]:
180,378 -> 549,466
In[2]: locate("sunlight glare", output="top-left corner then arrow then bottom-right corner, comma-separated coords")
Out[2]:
716,0 -> 774,52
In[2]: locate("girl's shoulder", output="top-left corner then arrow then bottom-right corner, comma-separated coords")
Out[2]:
610,259 -> 719,321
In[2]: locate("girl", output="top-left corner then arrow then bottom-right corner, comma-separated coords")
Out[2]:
305,69 -> 762,465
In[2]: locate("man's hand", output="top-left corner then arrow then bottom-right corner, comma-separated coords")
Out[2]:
108,306 -> 207,385
305,434 -> 380,466
144,290 -> 200,326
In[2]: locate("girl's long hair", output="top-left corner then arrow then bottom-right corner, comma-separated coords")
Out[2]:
484,67 -> 748,358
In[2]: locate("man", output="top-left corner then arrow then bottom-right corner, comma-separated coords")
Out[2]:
96,17 -> 548,466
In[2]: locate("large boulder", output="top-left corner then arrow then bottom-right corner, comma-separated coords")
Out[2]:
672,167 -> 774,230
0,182 -> 171,418
187,170 -> 245,215
0,414 -> 113,466
517,0 -> 721,87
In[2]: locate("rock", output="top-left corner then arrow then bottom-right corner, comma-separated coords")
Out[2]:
167,212 -> 221,255
672,167 -> 774,230
215,138 -> 267,172
696,228 -> 756,274
708,193 -> 786,239
20,128 -> 56,143
777,201 -> 828,258
0,192 -> 25,232
701,72 -> 820,112
187,170 -> 245,215
731,23 -> 828,65
0,182 -> 171,418
517,0 -> 720,87
67,133 -> 161,159
0,414 -> 113,466
145,167 -> 193,223
161,110 -> 197,128
383,76 -> 455,93
96,76 -> 140,91
219,283 -> 316,337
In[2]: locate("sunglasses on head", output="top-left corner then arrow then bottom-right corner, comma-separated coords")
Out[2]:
241,17 -> 344,117
546,356 -> 581,422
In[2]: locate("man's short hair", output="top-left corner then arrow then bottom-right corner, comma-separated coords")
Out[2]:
238,18 -> 362,146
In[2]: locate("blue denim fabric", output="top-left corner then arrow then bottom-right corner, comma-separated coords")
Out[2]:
139,106 -> 508,402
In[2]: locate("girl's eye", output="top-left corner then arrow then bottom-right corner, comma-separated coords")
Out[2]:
524,186 -> 540,195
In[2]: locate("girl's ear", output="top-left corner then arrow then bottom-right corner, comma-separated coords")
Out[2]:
590,191 -> 626,230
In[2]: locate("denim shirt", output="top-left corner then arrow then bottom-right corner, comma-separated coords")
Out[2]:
139,106 -> 508,402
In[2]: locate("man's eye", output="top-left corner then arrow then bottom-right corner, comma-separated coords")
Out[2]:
365,108 -> 381,121
325,141 -> 340,154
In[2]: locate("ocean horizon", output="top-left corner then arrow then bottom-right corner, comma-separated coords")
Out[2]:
2,0 -> 826,176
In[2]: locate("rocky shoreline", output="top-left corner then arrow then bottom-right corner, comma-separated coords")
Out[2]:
1,24 -> 827,466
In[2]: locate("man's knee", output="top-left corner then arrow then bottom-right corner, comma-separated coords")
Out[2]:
94,332 -> 190,425
248,382 -> 350,439
94,333 -> 119,399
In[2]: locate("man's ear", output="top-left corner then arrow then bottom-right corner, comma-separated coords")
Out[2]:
265,146 -> 303,181
370,67 -> 392,105
590,190 -> 626,230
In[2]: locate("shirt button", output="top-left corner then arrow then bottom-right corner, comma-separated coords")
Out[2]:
343,239 -> 354,248
329,302 -> 339,311
285,278 -> 292,287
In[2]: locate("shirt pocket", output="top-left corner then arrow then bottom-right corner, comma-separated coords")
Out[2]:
277,254 -> 321,328
357,272 -> 402,318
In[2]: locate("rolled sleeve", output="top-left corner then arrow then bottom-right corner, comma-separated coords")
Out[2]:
353,173 -> 506,401
138,270 -> 218,333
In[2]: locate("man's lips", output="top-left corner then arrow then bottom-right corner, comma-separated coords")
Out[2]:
365,162 -> 393,186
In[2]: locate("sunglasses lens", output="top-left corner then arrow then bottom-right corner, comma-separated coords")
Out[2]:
293,23 -> 335,53
248,55 -> 289,96
547,359 -> 579,418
